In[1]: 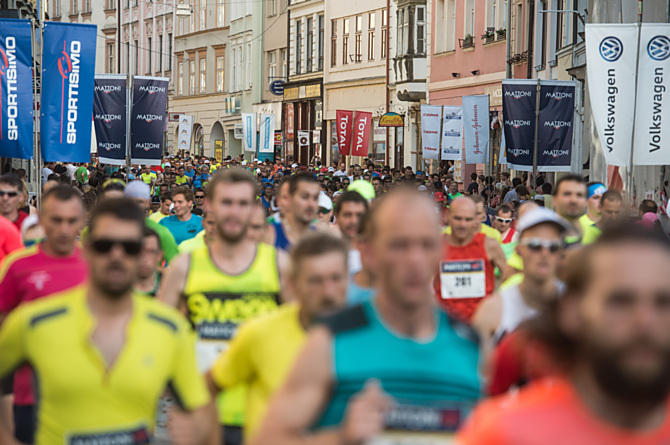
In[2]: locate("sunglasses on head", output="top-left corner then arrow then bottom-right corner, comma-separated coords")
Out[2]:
496,217 -> 513,224
90,238 -> 142,256
0,190 -> 19,198
520,238 -> 564,253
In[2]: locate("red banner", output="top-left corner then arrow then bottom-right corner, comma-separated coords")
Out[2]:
336,110 -> 354,156
352,111 -> 372,157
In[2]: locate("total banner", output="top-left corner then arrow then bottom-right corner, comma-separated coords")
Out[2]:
352,111 -> 372,157
441,106 -> 463,161
537,80 -> 576,172
462,95 -> 490,164
420,105 -> 442,160
336,110 -> 354,155
502,80 -> 536,171
633,24 -> 670,165
242,113 -> 257,152
259,113 -> 275,153
0,19 -> 33,159
41,22 -> 97,163
585,24 -> 638,167
93,74 -> 126,165
130,76 -> 169,165
177,114 -> 193,153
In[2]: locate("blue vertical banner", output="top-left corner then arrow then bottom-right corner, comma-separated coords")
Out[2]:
93,74 -> 126,165
130,76 -> 169,165
41,22 -> 97,162
0,19 -> 33,159
502,79 -> 536,171
537,81 -> 576,172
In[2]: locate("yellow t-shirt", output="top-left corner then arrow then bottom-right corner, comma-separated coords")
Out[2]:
443,224 -> 503,243
149,211 -> 168,223
179,230 -> 205,252
211,303 -> 305,441
175,175 -> 189,185
0,286 -> 209,445
141,172 -> 157,184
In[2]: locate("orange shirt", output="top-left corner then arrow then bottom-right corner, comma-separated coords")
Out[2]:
456,378 -> 670,445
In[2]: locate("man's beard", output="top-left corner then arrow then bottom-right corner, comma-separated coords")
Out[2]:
586,336 -> 670,406
217,222 -> 247,244
93,267 -> 133,300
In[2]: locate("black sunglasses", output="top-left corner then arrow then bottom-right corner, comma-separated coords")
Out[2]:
0,190 -> 19,198
91,238 -> 142,256
195,195 -> 205,199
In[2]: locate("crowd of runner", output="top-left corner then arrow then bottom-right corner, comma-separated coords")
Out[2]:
1,152 -> 670,445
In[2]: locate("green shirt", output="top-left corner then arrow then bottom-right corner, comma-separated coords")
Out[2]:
74,166 -> 89,184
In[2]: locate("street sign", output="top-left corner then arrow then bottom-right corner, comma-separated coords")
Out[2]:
270,80 -> 285,96
379,112 -> 404,127
298,131 -> 310,147
168,112 -> 181,122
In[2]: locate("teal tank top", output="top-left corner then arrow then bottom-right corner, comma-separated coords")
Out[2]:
315,300 -> 481,430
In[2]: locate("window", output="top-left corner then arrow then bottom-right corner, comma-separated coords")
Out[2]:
268,51 -> 277,87
107,43 -> 115,72
84,0 -> 90,12
355,15 -> 362,62
231,47 -> 237,89
368,12 -> 375,60
133,40 -> 138,75
217,0 -> 225,26
397,9 -> 406,56
356,15 -> 362,32
447,0 -> 456,50
106,0 -> 113,9
465,0 -> 475,37
124,0 -> 128,9
416,6 -> 426,54
295,19 -> 302,73
158,36 -> 163,73
267,0 -> 277,16
540,0 -> 547,65
200,58 -> 206,93
236,43 -> 243,90
216,56 -> 224,92
189,59 -> 195,94
342,18 -> 349,65
178,61 -> 184,95
200,2 -> 206,30
317,14 -> 324,70
246,42 -> 252,89
381,9 -> 387,58
189,6 -> 194,33
147,37 -> 152,73
72,0 -> 78,14
167,34 -> 172,71
331,20 -> 337,66
556,0 -> 565,50
280,48 -> 287,78
53,0 -> 61,15
515,2 -> 523,54
306,17 -> 313,72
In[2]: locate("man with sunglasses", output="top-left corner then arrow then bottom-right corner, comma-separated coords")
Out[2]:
0,198 -> 214,445
472,207 -> 569,374
495,205 -> 516,244
193,189 -> 206,216
0,185 -> 88,444
0,174 -> 28,231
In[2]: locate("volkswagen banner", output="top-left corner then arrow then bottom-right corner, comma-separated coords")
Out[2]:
441,106 -> 463,161
93,74 -> 126,165
633,24 -> 670,165
0,19 -> 33,159
130,76 -> 169,165
41,22 -> 97,162
502,80 -> 536,171
586,24 -> 638,167
537,81 -> 576,172
259,113 -> 275,153
420,105 -> 442,160
463,95 -> 490,164
242,113 -> 257,152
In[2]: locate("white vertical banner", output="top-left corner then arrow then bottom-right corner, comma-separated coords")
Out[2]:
463,95 -> 490,164
586,24 -> 638,167
259,114 -> 276,153
633,24 -> 670,165
177,115 -> 194,152
441,106 -> 463,161
242,113 -> 257,152
420,105 -> 442,160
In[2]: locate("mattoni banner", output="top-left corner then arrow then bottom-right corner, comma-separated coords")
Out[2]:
177,114 -> 193,153
242,112 -> 257,152
93,74 -> 126,165
336,110 -> 354,155
585,24 -> 638,167
441,106 -> 463,161
352,111 -> 372,157
0,19 -> 33,159
130,76 -> 169,165
259,113 -> 275,153
420,105 -> 441,161
462,95 -> 490,164
502,80 -> 536,171
41,22 -> 97,162
538,80 -> 576,172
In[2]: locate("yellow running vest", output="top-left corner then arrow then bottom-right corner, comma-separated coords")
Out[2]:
184,243 -> 281,426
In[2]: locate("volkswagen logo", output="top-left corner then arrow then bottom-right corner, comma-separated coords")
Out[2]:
648,35 -> 670,61
599,36 -> 624,62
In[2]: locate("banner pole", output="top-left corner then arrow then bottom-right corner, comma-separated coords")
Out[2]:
627,16 -> 644,210
532,78 -> 541,190
126,73 -> 133,175
35,6 -> 45,208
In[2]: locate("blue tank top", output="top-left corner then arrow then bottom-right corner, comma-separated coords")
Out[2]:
272,220 -> 291,251
315,300 -> 481,430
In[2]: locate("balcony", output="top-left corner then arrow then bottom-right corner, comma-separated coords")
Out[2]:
393,53 -> 426,102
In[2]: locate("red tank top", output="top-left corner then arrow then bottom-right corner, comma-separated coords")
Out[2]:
503,228 -> 516,244
434,232 -> 495,323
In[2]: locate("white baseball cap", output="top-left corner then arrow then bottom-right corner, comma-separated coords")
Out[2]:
318,192 -> 333,211
516,207 -> 571,235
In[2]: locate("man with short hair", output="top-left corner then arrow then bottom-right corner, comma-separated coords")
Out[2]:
639,199 -> 658,217
582,190 -> 624,245
193,189 -> 206,216
140,165 -> 157,187
448,181 -> 463,201
335,191 -> 369,275
160,186 -> 203,244
149,194 -> 173,223
458,225 -> 670,444
135,227 -> 163,297
503,177 -> 522,203
206,233 -> 349,443
176,166 -> 190,185
0,174 -> 28,231
371,176 -> 383,196
551,175 -> 598,246
495,205 -> 516,244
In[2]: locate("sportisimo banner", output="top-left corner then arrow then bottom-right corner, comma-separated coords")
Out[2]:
463,95 -> 490,164
502,80 -> 536,171
0,19 -> 33,159
586,24 -> 638,167
93,74 -> 126,165
633,24 -> 670,165
130,76 -> 168,165
420,105 -> 442,160
538,81 -> 576,172
336,110 -> 354,155
41,22 -> 97,162
259,113 -> 275,153
242,112 -> 257,152
441,106 -> 463,161
352,111 -> 372,157
177,114 -> 193,152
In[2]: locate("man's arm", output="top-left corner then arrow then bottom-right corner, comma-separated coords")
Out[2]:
157,253 -> 190,309
485,238 -> 513,283
0,309 -> 28,445
471,294 -> 502,379
276,249 -> 295,303
261,224 -> 277,247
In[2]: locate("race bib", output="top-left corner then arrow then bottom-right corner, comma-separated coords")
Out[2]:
440,260 -> 486,300
366,404 -> 464,445
67,425 -> 151,445
195,339 -> 229,373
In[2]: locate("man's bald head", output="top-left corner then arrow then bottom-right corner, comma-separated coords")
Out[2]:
367,189 -> 439,240
450,197 -> 477,215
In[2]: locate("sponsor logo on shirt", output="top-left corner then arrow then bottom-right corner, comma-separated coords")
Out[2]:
67,425 -> 151,445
